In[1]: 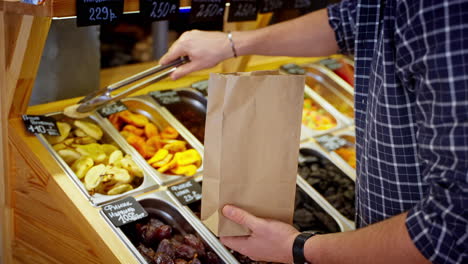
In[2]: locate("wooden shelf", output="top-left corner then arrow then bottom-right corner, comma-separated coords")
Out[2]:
1,0 -> 190,17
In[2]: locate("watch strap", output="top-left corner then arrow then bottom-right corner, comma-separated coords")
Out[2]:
292,232 -> 315,264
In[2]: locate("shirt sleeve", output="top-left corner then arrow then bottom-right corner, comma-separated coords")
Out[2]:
397,1 -> 468,263
327,0 -> 358,55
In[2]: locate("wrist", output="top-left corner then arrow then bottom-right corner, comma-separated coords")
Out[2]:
304,234 -> 323,263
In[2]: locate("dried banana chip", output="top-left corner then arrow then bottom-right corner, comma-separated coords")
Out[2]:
74,128 -> 87,137
75,143 -> 107,163
72,156 -> 94,179
74,120 -> 103,140
108,150 -> 124,165
101,144 -> 119,156
63,138 -> 75,146
107,183 -> 133,195
46,122 -> 71,144
74,136 -> 97,145
148,149 -> 169,164
63,104 -> 93,119
84,164 -> 106,191
58,149 -> 81,164
118,156 -> 144,178
106,166 -> 132,184
53,143 -> 67,151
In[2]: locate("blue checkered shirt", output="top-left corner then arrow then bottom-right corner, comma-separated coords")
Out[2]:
328,0 -> 468,263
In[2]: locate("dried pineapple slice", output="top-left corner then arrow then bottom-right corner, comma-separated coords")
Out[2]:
84,164 -> 106,191
107,183 -> 133,195
157,152 -> 180,173
71,156 -> 94,179
75,143 -> 107,163
58,149 -> 81,164
46,122 -> 71,144
73,120 -> 103,140
151,153 -> 173,168
106,166 -> 132,184
170,165 -> 198,176
148,149 -> 169,164
177,149 -> 201,166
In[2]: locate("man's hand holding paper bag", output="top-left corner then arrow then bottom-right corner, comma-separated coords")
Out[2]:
201,71 -> 305,237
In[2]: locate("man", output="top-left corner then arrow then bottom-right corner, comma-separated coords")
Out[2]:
160,0 -> 468,263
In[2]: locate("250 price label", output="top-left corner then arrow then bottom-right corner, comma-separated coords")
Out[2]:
228,0 -> 258,22
77,0 -> 123,27
191,0 -> 226,22
140,0 -> 179,21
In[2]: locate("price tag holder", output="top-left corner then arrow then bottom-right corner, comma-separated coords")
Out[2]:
22,115 -> 60,136
169,179 -> 202,206
258,0 -> 285,13
285,0 -> 312,10
150,90 -> 181,105
228,0 -> 258,22
98,101 -> 128,117
190,0 -> 226,23
140,0 -> 179,21
316,134 -> 348,152
102,197 -> 148,227
280,63 -> 306,75
76,0 -> 123,27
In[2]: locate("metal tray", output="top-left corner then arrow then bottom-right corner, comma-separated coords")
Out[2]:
300,92 -> 348,141
100,190 -> 238,264
307,60 -> 354,95
329,128 -> 357,178
190,79 -> 209,97
149,88 -> 207,144
36,113 -> 159,206
303,64 -> 354,124
298,141 -> 356,225
97,95 -> 204,186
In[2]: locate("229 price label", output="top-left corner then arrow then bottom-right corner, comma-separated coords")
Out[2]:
190,0 -> 226,23
140,0 -> 179,21
76,0 -> 124,27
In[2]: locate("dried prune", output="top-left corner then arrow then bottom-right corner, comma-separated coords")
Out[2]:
206,251 -> 222,264
138,243 -> 156,259
174,259 -> 188,264
189,258 -> 201,264
174,244 -> 197,260
157,239 -> 175,259
153,252 -> 175,264
183,234 -> 205,257
155,225 -> 173,241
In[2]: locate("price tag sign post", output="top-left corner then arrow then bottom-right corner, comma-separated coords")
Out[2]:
228,0 -> 258,22
190,0 -> 226,23
169,180 -> 202,206
76,0 -> 124,27
22,115 -> 60,136
150,90 -> 181,105
102,197 -> 148,227
140,0 -> 179,21
97,101 -> 128,117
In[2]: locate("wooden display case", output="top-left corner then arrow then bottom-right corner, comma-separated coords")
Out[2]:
0,1 -> 318,262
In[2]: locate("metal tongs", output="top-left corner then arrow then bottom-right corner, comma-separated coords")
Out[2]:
76,56 -> 189,113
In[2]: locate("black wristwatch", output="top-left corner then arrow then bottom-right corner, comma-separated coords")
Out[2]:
292,232 -> 317,264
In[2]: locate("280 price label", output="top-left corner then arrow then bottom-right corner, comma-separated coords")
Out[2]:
190,0 -> 226,23
140,0 -> 179,21
76,0 -> 123,27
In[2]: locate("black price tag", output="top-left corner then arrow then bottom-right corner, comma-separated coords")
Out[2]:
22,115 -> 60,136
191,80 -> 209,97
150,90 -> 181,105
169,179 -> 202,206
319,58 -> 342,70
190,0 -> 226,23
280,63 -> 306,75
140,0 -> 179,21
316,135 -> 348,152
228,0 -> 257,22
76,0 -> 123,27
258,0 -> 285,13
102,197 -> 148,227
98,101 -> 128,117
285,0 -> 312,10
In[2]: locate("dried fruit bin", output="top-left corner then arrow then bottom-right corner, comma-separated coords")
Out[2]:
297,142 -> 356,224
98,95 -> 205,186
100,190 -> 238,264
329,129 -> 357,179
303,65 -> 354,124
37,112 -> 160,206
149,88 -> 207,144
313,57 -> 355,94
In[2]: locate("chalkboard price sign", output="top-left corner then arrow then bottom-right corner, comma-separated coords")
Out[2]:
258,0 -> 285,13
292,0 -> 312,9
102,196 -> 148,227
316,134 -> 348,152
228,0 -> 258,22
76,0 -> 123,27
150,90 -> 181,105
190,0 -> 226,23
22,115 -> 60,136
169,180 -> 202,206
280,63 -> 306,75
98,101 -> 128,117
140,0 -> 179,21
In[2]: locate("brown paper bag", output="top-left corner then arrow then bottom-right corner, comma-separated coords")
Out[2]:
201,71 -> 305,236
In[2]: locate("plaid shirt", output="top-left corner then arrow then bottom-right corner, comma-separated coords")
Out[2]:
328,0 -> 468,263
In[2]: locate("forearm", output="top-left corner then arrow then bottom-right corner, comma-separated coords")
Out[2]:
305,213 -> 429,264
234,9 -> 339,58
